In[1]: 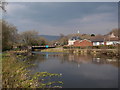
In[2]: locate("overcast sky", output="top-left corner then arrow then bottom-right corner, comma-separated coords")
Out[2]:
3,2 -> 118,35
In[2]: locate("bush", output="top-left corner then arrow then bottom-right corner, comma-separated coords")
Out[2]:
13,48 -> 20,51
107,45 -> 116,49
63,45 -> 117,49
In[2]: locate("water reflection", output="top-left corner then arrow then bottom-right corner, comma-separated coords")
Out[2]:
25,52 -> 118,68
27,52 -> 118,88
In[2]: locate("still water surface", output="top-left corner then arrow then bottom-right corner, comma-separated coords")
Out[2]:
28,52 -> 118,88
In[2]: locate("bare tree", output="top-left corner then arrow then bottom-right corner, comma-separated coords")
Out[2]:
20,30 -> 39,46
58,34 -> 68,46
108,28 -> 118,37
0,0 -> 8,12
2,20 -> 18,51
20,30 -> 49,46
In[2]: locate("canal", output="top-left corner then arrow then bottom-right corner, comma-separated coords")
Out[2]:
27,52 -> 118,88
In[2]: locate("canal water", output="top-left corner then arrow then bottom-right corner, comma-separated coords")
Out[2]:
28,52 -> 118,88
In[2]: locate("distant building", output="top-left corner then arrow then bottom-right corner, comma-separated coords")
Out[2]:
90,35 -> 105,46
105,33 -> 120,45
74,39 -> 93,47
105,37 -> 120,45
68,36 -> 81,45
67,33 -> 120,47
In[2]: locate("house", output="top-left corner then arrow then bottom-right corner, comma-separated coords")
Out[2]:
68,36 -> 81,45
105,37 -> 120,45
68,35 -> 105,46
90,35 -> 105,46
68,33 -> 120,47
74,39 -> 93,47
104,33 -> 120,45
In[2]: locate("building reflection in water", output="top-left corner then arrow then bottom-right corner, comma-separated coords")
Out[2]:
29,52 -> 118,68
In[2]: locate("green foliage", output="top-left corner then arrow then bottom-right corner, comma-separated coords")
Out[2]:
13,48 -> 20,51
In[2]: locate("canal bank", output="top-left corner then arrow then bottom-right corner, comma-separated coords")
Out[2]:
41,47 -> 119,57
2,52 -> 63,88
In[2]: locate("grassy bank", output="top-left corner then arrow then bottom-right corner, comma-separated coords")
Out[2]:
2,52 -> 63,88
0,53 -> 2,89
41,47 -> 119,57
41,47 -> 66,53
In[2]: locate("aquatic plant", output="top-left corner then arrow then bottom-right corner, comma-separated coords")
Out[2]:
2,52 -> 63,88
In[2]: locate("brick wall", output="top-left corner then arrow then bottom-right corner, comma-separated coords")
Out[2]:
74,40 -> 93,47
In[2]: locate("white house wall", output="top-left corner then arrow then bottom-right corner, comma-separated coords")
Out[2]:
101,42 -> 104,45
93,42 -> 104,46
68,40 -> 76,45
106,41 -> 120,45
106,41 -> 113,45
93,42 -> 100,46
